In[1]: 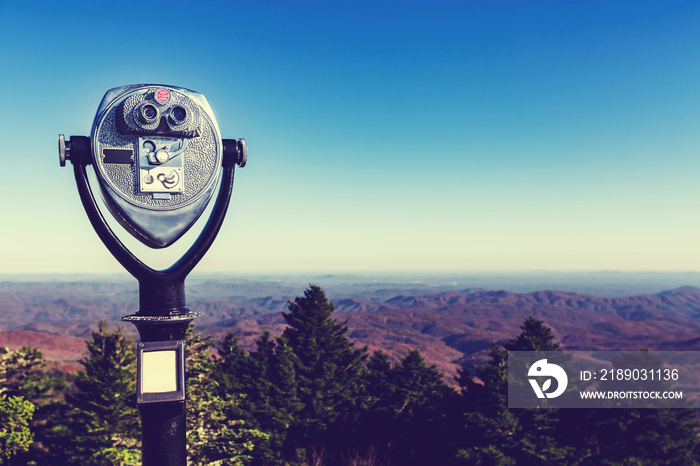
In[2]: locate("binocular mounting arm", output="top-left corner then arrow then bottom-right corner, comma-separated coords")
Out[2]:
63,134 -> 246,338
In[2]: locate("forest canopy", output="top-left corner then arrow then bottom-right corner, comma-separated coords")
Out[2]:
2,285 -> 699,465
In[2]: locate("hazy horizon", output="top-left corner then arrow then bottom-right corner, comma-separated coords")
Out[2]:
4,269 -> 700,298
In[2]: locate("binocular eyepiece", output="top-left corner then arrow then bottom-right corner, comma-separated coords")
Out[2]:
117,87 -> 202,138
59,84 -> 246,248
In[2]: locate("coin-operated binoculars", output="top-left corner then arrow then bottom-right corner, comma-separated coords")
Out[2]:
59,84 -> 247,466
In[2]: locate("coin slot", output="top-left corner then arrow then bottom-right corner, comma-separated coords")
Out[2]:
102,148 -> 134,165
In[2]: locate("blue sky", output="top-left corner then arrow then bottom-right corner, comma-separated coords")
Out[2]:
1,1 -> 699,274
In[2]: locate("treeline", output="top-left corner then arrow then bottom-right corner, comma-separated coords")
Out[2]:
2,285 -> 700,465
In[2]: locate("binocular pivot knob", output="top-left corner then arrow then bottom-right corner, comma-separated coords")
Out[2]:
223,138 -> 247,168
58,134 -> 70,167
238,138 -> 247,168
58,134 -> 91,167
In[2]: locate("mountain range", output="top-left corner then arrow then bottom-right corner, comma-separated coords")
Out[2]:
2,280 -> 700,378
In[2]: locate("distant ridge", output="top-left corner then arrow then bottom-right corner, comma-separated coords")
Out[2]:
655,285 -> 700,295
3,282 -> 700,378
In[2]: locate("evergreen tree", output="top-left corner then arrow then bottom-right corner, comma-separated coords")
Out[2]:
41,321 -> 140,466
563,350 -> 700,466
457,318 -> 700,466
186,331 -> 266,466
456,343 -> 518,466
216,332 -> 254,396
360,349 -> 459,466
262,335 -> 301,433
213,286 -> 371,463
456,318 -> 575,465
506,317 -> 561,352
0,395 -> 34,464
236,331 -> 302,465
0,347 -> 43,397
0,347 -> 41,464
212,286 -> 369,463
281,285 -> 367,461
254,332 -> 302,463
3,348 -> 68,466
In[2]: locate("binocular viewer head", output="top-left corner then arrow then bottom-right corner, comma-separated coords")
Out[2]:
60,84 -> 246,249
